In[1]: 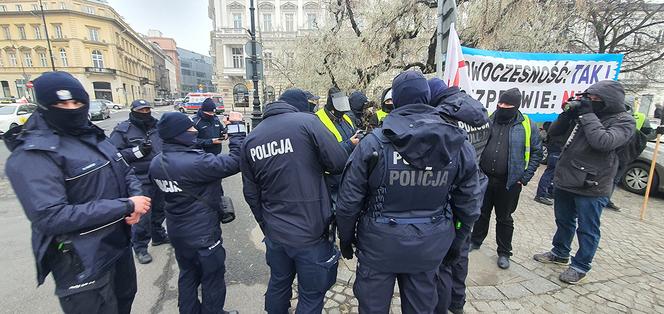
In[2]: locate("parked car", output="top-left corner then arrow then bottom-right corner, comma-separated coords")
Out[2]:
0,103 -> 37,135
621,140 -> 664,195
93,99 -> 123,110
89,100 -> 111,120
154,98 -> 165,106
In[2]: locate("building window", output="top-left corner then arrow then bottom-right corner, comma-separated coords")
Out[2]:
233,13 -> 242,29
89,28 -> 99,41
9,52 -> 17,66
82,6 -> 95,14
0,52 -> 3,67
16,4 -> 23,11
285,13 -> 294,32
264,52 -> 272,70
33,25 -> 42,39
231,47 -> 243,69
23,52 -> 33,67
307,14 -> 317,29
60,2 -> 66,9
92,50 -> 104,68
263,14 -> 272,31
38,52 -> 48,67
2,26 -> 10,40
59,48 -> 68,66
0,5 -> 6,12
17,26 -> 26,40
54,24 -> 63,38
32,4 -> 39,11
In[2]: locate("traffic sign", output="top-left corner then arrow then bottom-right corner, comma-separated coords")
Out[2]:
25,81 -> 33,89
244,41 -> 263,57
245,58 -> 264,80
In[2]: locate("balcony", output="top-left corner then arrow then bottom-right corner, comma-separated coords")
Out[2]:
85,67 -> 116,75
223,67 -> 245,76
213,28 -> 250,39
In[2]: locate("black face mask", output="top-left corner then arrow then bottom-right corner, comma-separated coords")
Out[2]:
591,100 -> 606,113
494,107 -> 518,124
41,104 -> 91,133
131,111 -> 153,122
169,131 -> 198,146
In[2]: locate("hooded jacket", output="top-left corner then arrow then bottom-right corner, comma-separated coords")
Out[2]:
551,80 -> 635,197
336,104 -> 482,273
241,101 -> 348,246
4,113 -> 142,286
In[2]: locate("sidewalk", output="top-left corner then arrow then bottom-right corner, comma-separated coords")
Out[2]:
310,167 -> 664,313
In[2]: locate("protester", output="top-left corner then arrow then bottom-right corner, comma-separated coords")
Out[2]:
241,88 -> 348,313
534,121 -> 569,206
470,88 -> 542,270
5,71 -> 149,313
534,80 -> 635,284
337,71 -> 482,313
149,111 -> 245,313
110,99 -> 169,264
348,90 -> 369,129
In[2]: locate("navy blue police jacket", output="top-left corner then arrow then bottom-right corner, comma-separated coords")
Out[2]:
241,102 -> 348,247
148,130 -> 244,249
336,104 -> 483,273
109,117 -> 162,185
193,111 -> 226,155
4,113 -> 143,285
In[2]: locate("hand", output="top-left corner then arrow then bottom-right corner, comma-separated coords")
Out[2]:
576,98 -> 593,115
350,134 -> 360,146
442,239 -> 463,266
125,211 -> 141,225
129,196 -> 151,215
228,111 -> 243,123
212,138 -> 223,145
340,243 -> 354,260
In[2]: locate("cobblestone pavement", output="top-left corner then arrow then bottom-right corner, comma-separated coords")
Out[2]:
314,167 -> 664,313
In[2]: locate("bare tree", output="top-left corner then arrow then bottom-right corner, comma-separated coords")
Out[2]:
568,0 -> 664,81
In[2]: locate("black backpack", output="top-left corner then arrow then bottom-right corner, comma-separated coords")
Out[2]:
616,128 -> 648,166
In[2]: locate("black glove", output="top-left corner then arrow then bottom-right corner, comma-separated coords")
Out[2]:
575,98 -> 593,116
340,243 -> 354,260
220,196 -> 236,224
138,141 -> 152,156
442,238 -> 464,266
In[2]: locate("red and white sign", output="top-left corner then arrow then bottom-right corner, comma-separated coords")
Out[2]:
25,81 -> 33,89
442,23 -> 472,93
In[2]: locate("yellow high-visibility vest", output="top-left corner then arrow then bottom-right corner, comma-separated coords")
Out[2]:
376,109 -> 388,122
315,109 -> 354,142
522,114 -> 531,169
633,111 -> 646,130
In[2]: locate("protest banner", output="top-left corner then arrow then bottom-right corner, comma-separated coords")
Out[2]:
460,47 -> 624,122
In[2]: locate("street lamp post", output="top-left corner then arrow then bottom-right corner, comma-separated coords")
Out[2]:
38,0 -> 56,71
249,0 -> 262,128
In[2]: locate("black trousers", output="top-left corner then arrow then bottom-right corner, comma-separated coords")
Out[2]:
470,177 -> 522,257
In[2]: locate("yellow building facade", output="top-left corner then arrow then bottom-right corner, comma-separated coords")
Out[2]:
0,0 -> 158,105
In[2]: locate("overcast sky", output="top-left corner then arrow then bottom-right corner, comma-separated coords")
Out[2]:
107,0 -> 212,56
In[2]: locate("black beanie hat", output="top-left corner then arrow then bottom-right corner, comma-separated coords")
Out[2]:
498,88 -> 522,108
201,98 -> 216,112
33,71 -> 90,108
158,112 -> 194,139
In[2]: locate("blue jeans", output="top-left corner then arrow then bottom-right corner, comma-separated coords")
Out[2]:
536,152 -> 560,198
551,189 -> 608,273
264,238 -> 339,314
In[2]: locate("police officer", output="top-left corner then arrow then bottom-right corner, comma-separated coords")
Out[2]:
4,71 -> 151,313
336,71 -> 483,313
193,98 -> 226,155
110,99 -> 169,264
428,78 -> 490,314
316,88 -> 359,202
241,88 -> 348,313
149,111 -> 245,314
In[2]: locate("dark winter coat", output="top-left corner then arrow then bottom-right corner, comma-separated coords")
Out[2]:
193,111 -> 226,155
4,113 -> 142,285
551,80 -> 635,197
109,116 -> 162,185
241,102 -> 348,246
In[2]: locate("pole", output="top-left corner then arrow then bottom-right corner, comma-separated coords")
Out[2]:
640,121 -> 664,220
39,0 -> 56,71
249,0 -> 262,128
437,0 -> 458,78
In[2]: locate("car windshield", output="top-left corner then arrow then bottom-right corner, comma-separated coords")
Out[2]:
0,106 -> 17,115
90,102 -> 102,110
